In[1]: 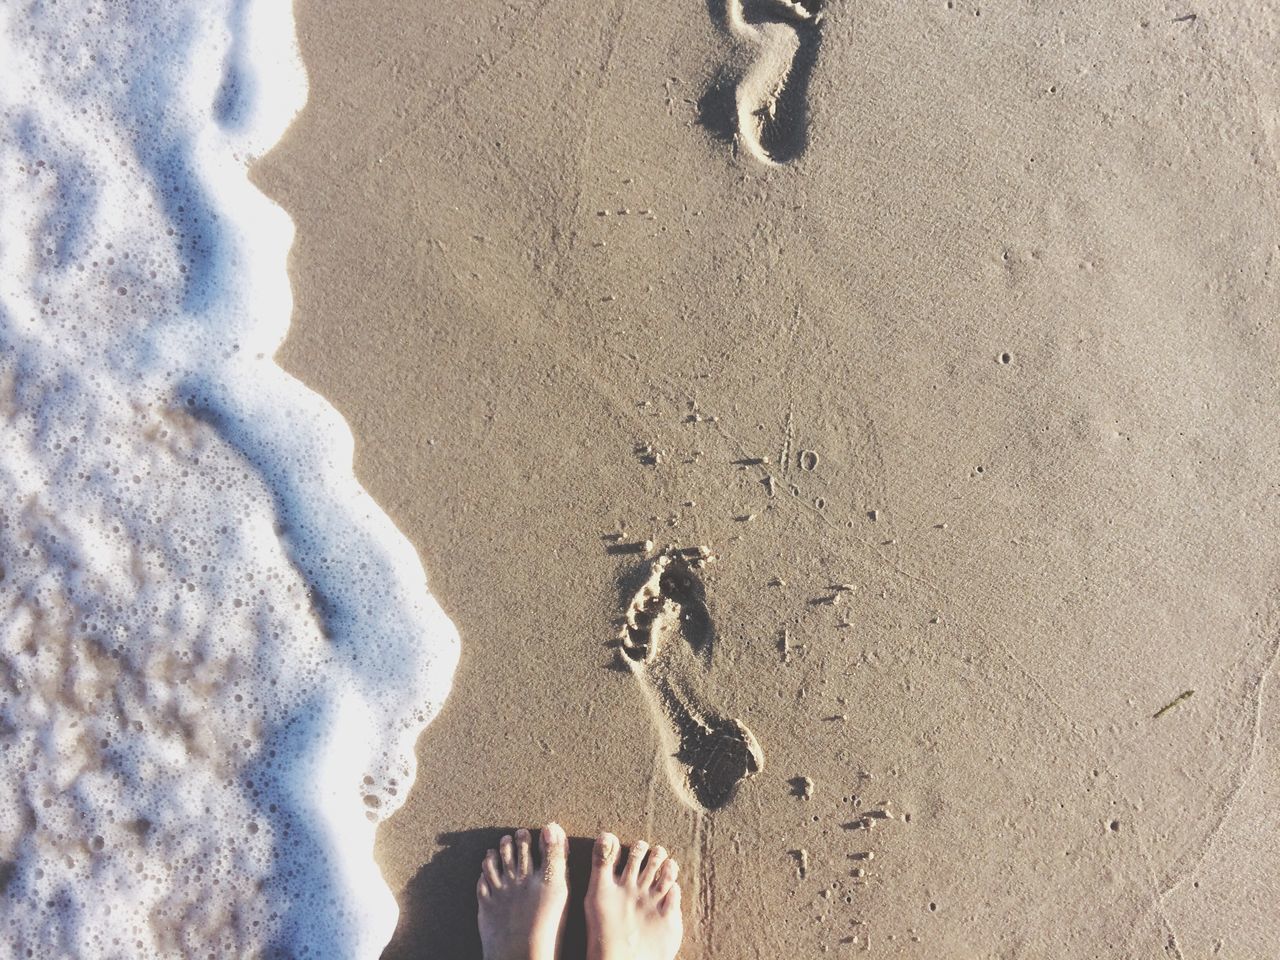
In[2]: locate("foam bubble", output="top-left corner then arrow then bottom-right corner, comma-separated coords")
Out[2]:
0,1 -> 459,955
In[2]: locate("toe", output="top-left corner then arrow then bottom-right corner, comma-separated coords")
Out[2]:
483,850 -> 503,889
541,823 -> 567,885
659,880 -> 682,917
515,828 -> 532,879
639,845 -> 668,889
591,831 -> 620,883
476,876 -> 491,900
654,857 -> 679,898
624,840 -> 650,885
499,834 -> 516,879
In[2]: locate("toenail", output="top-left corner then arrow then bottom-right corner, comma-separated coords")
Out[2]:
596,834 -> 617,862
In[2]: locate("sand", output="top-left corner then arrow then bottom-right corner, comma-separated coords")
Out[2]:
254,0 -> 1280,956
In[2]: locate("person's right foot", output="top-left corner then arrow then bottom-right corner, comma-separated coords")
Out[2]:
584,832 -> 683,960
477,824 -> 569,960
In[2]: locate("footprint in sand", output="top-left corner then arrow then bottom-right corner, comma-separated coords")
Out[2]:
717,0 -> 825,166
618,552 -> 764,811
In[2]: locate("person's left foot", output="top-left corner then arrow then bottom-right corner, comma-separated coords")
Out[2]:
477,824 -> 569,960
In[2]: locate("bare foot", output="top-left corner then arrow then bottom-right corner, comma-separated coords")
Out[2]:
477,824 -> 569,960
585,831 -> 683,960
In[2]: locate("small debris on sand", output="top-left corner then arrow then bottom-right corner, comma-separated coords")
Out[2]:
797,776 -> 815,800
1153,689 -> 1194,719
791,848 -> 810,879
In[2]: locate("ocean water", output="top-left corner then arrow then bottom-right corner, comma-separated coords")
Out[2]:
0,0 -> 459,956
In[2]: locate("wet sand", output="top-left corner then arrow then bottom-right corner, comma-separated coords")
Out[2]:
256,0 -> 1280,955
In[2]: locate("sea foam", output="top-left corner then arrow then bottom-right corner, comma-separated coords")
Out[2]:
0,0 -> 459,956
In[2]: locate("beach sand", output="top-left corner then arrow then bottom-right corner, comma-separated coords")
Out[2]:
256,0 -> 1280,955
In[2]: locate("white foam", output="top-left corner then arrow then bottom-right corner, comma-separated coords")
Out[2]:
0,1 -> 460,955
